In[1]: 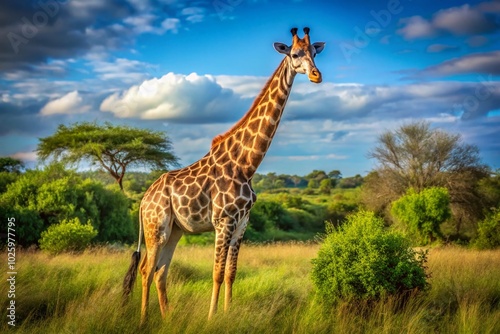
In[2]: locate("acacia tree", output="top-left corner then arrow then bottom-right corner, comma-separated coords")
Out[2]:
363,121 -> 489,235
37,122 -> 179,191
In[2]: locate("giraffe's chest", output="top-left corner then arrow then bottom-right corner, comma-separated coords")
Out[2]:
211,179 -> 256,221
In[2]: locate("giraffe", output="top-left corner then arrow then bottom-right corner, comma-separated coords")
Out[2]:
123,27 -> 325,323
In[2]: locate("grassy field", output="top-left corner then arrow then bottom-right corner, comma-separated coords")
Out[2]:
1,244 -> 499,333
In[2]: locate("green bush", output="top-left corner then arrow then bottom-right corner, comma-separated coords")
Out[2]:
311,210 -> 428,304
0,164 -> 134,246
472,209 -> 500,249
391,187 -> 450,245
39,218 -> 98,254
250,200 -> 297,231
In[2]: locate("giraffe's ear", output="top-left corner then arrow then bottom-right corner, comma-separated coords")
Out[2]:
312,42 -> 325,54
273,42 -> 291,55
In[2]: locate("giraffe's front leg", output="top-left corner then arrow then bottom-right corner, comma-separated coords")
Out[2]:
208,218 -> 234,320
224,216 -> 248,312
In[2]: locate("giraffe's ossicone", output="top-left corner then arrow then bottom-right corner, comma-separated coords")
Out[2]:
123,27 -> 325,323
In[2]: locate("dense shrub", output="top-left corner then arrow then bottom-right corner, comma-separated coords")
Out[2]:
39,218 -> 98,254
250,200 -> 297,231
248,205 -> 268,232
311,210 -> 428,304
326,200 -> 358,226
0,164 -> 134,246
391,187 -> 450,245
0,171 -> 19,193
287,208 -> 316,229
472,209 -> 500,249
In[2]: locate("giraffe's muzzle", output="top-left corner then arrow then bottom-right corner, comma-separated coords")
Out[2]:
308,68 -> 322,83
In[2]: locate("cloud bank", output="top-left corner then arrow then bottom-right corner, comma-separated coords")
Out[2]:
100,72 -> 248,123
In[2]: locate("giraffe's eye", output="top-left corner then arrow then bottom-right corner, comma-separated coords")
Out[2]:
291,54 -> 299,59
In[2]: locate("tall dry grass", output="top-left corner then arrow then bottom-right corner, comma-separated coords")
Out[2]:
1,244 -> 499,333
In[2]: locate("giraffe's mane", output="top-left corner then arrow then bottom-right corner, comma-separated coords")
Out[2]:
211,58 -> 288,148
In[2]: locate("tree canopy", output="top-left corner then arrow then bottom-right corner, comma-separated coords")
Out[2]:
0,157 -> 24,173
37,122 -> 179,191
363,121 -> 489,234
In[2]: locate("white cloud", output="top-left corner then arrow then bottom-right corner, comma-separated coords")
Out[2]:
420,51 -> 500,76
215,75 -> 266,98
100,72 -> 247,122
398,4 -> 499,40
40,91 -> 90,116
88,57 -> 159,84
433,4 -> 497,35
181,7 -> 206,23
397,16 -> 436,39
124,14 -> 159,34
161,18 -> 181,34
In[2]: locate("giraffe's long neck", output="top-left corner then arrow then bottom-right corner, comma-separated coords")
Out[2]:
211,57 -> 296,178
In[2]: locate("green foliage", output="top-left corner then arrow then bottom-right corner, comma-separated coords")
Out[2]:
307,179 -> 319,189
250,200 -> 297,231
248,207 -> 267,232
0,171 -> 20,193
472,209 -> 500,249
251,170 -> 360,193
311,210 -> 429,304
391,187 -> 450,245
179,232 -> 214,246
0,164 -> 134,246
479,170 -> 500,212
243,192 -> 329,242
39,217 -> 98,254
37,122 -> 178,190
326,200 -> 358,225
337,174 -> 364,189
277,193 -> 307,209
319,179 -> 332,195
365,121 -> 489,239
0,157 -> 24,173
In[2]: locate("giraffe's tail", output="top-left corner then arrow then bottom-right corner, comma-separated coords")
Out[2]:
122,208 -> 143,302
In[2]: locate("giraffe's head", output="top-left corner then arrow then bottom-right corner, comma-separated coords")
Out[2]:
273,27 -> 325,83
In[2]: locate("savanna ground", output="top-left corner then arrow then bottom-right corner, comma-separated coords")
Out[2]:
1,244 -> 499,333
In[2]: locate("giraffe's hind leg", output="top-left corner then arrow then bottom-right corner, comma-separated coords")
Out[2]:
140,244 -> 161,325
140,211 -> 174,324
154,223 -> 183,318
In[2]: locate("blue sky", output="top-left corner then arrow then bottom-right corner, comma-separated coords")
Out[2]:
1,0 -> 499,177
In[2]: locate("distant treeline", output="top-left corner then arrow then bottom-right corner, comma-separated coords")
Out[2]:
252,170 -> 364,193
